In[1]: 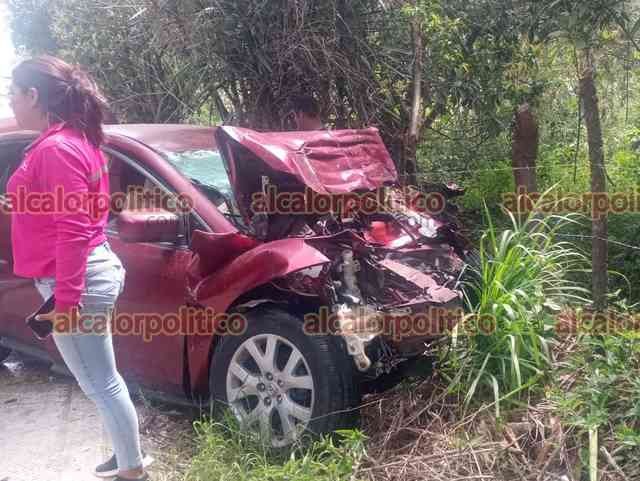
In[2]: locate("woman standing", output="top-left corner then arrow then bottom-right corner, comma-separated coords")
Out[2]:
7,56 -> 150,481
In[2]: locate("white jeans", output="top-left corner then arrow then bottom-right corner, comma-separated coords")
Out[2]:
34,241 -> 126,313
34,241 -> 143,471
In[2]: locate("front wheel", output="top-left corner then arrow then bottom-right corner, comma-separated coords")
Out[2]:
209,307 -> 360,447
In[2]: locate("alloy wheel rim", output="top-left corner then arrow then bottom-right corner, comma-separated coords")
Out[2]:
226,333 -> 315,447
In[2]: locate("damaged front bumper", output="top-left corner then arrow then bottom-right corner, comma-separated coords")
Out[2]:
331,300 -> 464,372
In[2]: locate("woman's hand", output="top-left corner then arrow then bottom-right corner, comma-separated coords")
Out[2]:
35,306 -> 82,332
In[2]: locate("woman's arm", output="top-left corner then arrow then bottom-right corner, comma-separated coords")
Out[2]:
36,144 -> 93,313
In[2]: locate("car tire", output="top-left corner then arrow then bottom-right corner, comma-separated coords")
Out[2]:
209,306 -> 361,447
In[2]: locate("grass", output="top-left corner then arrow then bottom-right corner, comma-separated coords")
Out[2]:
184,412 -> 367,481
448,197 -> 590,416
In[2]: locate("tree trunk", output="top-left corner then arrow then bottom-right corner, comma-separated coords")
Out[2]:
406,12 -> 423,186
511,102 -> 538,197
579,56 -> 608,311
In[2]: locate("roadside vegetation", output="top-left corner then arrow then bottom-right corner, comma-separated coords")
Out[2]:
8,0 -> 640,479
185,415 -> 365,481
452,205 -> 589,415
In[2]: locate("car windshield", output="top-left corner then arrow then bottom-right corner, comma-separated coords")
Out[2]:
162,148 -> 245,229
163,149 -> 232,196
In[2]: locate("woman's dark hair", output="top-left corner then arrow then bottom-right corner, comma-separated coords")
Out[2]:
12,55 -> 108,147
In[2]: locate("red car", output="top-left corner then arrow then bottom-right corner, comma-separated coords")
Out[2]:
0,122 -> 469,446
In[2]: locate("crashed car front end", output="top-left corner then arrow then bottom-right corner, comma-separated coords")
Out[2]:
200,126 -> 471,384
266,187 -> 470,375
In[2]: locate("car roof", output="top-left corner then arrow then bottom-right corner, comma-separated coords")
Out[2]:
104,124 -> 217,153
0,119 -> 217,152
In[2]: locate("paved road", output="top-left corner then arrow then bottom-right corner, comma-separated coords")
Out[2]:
0,352 -> 194,481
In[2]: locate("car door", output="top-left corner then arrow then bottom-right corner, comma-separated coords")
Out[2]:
101,147 -> 195,396
0,139 -> 48,348
0,139 -> 196,396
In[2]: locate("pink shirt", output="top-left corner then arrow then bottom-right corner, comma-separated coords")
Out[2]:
6,123 -> 109,312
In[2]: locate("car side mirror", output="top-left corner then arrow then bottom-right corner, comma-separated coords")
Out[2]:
117,208 -> 184,244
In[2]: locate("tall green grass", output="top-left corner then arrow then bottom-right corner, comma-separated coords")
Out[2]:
450,200 -> 590,415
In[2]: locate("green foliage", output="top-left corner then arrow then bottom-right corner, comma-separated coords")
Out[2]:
8,0 -> 214,123
417,129 -> 520,224
404,0 -> 540,133
8,0 -> 536,167
186,414 -> 366,481
527,0 -> 638,48
416,21 -> 640,304
553,332 -> 640,477
449,203 -> 589,415
457,158 -> 515,215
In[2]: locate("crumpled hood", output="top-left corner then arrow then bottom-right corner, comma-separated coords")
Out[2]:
215,126 -> 398,195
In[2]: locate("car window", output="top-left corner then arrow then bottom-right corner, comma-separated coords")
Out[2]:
163,150 -> 232,197
105,150 -> 200,241
162,149 -> 244,228
106,152 -> 150,221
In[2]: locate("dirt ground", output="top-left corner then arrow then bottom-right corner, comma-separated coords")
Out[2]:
0,351 -> 197,481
